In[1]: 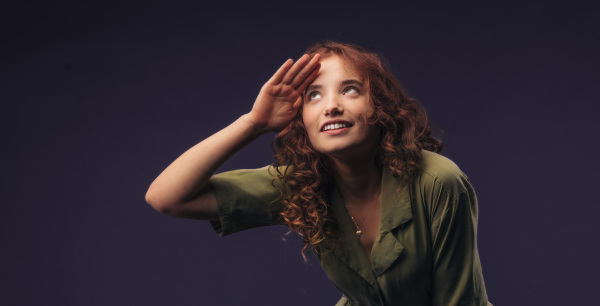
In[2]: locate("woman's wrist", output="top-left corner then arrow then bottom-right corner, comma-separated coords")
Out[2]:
238,113 -> 272,138
239,113 -> 269,138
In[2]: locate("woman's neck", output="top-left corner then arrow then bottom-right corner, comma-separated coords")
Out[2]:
329,157 -> 382,205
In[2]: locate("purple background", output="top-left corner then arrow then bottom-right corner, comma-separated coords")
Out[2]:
2,0 -> 599,305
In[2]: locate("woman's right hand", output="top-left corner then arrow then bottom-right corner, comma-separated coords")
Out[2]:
146,54 -> 320,219
248,54 -> 321,133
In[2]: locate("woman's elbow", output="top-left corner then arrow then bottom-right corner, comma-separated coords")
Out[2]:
145,185 -> 218,220
145,186 -> 175,214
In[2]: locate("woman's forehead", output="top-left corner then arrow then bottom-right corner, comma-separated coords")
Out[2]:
315,55 -> 363,82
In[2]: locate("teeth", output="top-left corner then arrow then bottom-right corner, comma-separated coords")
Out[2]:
323,123 -> 349,131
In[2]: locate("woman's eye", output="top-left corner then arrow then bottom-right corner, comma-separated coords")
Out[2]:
307,91 -> 322,101
343,87 -> 360,95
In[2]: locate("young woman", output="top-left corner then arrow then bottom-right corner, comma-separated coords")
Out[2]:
146,42 -> 491,305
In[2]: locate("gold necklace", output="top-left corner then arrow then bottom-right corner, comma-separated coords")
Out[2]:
344,202 -> 363,236
340,180 -> 381,237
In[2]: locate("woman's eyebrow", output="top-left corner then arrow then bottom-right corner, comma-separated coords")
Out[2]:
305,80 -> 362,93
306,84 -> 322,92
340,79 -> 363,87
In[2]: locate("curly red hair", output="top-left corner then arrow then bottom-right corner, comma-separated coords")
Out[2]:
272,41 -> 443,258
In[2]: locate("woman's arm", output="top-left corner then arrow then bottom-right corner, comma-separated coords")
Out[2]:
145,54 -> 321,220
431,187 -> 489,305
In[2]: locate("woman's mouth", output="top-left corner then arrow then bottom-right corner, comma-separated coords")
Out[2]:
321,122 -> 351,131
320,121 -> 353,135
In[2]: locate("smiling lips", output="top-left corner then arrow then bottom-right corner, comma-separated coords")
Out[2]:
322,122 -> 350,131
320,120 -> 353,134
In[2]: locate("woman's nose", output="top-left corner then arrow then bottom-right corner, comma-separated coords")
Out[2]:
323,96 -> 344,116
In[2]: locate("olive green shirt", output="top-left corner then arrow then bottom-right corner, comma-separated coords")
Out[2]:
209,150 -> 491,305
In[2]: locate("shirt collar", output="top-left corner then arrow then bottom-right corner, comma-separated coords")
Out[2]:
326,167 -> 413,284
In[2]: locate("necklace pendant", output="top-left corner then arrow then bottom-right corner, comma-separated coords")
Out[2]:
356,230 -> 362,236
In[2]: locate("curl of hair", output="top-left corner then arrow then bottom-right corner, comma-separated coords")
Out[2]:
272,42 -> 443,259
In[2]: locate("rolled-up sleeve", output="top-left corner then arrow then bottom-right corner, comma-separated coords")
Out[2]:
209,166 -> 285,236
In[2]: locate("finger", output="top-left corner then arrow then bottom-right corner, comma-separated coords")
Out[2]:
292,95 -> 303,110
295,63 -> 320,94
268,58 -> 293,85
291,54 -> 321,88
280,54 -> 311,85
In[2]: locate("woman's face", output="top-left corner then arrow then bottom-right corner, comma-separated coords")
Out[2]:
302,55 -> 378,160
